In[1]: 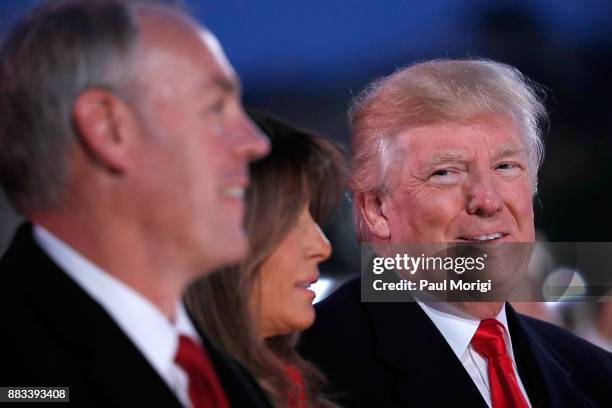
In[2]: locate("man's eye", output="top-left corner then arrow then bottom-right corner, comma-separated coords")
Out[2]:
209,100 -> 225,113
429,168 -> 463,185
495,162 -> 519,170
432,169 -> 451,177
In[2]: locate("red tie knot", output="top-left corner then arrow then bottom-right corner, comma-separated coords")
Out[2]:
471,319 -> 507,358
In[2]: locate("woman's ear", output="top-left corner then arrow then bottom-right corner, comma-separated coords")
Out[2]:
358,192 -> 391,240
72,88 -> 141,173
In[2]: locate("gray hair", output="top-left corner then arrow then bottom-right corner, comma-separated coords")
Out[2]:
349,59 -> 548,242
0,0 -> 176,213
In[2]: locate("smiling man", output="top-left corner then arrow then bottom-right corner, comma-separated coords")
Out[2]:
0,0 -> 270,406
299,59 -> 612,407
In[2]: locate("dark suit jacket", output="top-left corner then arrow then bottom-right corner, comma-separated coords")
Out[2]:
299,277 -> 612,408
0,224 -> 272,407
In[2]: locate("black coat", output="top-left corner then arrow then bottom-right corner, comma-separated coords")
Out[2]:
0,224 -> 272,407
299,277 -> 612,408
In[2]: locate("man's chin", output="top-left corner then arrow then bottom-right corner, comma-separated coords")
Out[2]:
208,232 -> 248,268
450,301 -> 505,320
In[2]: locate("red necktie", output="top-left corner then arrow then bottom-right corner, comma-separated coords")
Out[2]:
470,319 -> 529,408
174,335 -> 231,408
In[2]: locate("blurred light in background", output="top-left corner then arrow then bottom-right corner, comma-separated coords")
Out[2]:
543,267 -> 587,301
312,277 -> 336,304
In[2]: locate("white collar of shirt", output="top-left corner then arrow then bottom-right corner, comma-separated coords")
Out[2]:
417,301 -> 531,408
417,301 -> 513,360
33,224 -> 200,405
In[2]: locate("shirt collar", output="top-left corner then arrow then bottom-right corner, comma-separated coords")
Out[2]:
417,301 -> 510,359
33,224 -> 201,380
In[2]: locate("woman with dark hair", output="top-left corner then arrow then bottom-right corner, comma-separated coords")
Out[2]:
185,111 -> 346,408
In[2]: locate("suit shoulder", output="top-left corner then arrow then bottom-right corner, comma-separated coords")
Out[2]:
520,313 -> 612,362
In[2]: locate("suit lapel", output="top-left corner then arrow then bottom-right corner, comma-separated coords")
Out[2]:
507,305 -> 596,408
189,316 -> 272,408
365,301 -> 487,407
87,325 -> 182,407
7,225 -> 182,407
82,289 -> 182,407
357,285 -> 596,408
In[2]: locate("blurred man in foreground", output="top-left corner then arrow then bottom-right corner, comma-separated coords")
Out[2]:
299,59 -> 612,407
0,0 -> 270,406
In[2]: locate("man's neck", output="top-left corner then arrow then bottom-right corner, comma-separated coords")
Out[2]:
450,301 -> 505,320
30,211 -> 188,319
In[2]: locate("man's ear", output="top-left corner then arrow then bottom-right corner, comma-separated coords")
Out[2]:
72,88 -> 141,173
359,192 -> 391,240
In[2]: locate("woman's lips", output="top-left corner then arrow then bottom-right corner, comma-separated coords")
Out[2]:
295,275 -> 319,298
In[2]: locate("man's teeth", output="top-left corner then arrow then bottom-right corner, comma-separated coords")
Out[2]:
467,232 -> 503,241
221,187 -> 244,199
296,282 -> 311,289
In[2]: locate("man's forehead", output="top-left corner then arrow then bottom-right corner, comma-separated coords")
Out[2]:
419,143 -> 527,166
396,118 -> 527,162
199,30 -> 236,81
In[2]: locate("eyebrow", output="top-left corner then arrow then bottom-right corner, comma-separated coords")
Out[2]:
423,143 -> 528,166
200,75 -> 240,97
423,151 -> 467,168
492,143 -> 527,161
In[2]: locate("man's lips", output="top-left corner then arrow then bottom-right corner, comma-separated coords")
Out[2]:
457,232 -> 509,242
219,179 -> 248,199
220,186 -> 245,199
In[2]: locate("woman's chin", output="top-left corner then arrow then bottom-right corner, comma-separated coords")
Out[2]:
267,309 -> 316,337
291,307 -> 316,332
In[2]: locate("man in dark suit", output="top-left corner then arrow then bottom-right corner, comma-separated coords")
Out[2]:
0,1 -> 270,406
299,59 -> 612,407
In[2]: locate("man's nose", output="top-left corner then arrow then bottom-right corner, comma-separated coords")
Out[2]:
465,172 -> 503,217
232,110 -> 270,161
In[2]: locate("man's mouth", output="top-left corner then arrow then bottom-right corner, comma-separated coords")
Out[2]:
220,186 -> 245,199
457,232 -> 507,242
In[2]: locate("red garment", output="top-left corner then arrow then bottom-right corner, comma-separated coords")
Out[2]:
471,319 -> 529,408
284,364 -> 306,408
174,335 -> 231,408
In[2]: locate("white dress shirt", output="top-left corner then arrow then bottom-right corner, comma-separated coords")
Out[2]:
34,225 -> 200,408
418,301 -> 532,408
